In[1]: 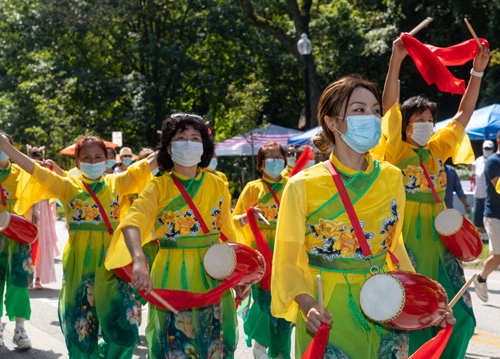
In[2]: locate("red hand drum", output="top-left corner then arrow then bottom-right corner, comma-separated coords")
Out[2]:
434,209 -> 482,262
0,211 -> 38,245
360,271 -> 448,330
203,243 -> 265,286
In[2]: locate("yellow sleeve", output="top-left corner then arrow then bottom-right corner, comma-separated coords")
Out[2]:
15,163 -> 72,215
496,178 -> 500,194
105,179 -> 160,270
220,185 -> 237,243
385,172 -> 415,272
114,159 -> 152,196
231,184 -> 253,246
271,177 -> 312,323
217,171 -> 229,189
430,120 -> 474,165
381,103 -> 406,165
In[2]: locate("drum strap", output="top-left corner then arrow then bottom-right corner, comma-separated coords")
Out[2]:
260,179 -> 280,208
419,160 -> 442,204
80,180 -> 114,236
0,184 -> 6,207
324,160 -> 372,258
170,173 -> 228,242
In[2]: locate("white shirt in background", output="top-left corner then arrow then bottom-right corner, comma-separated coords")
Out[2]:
472,156 -> 487,199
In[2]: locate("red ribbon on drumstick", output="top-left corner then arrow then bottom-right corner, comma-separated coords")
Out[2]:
290,146 -> 314,177
410,274 -> 476,358
246,205 -> 273,292
302,275 -> 330,359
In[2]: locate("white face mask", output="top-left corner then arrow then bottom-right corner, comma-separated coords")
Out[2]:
171,141 -> 204,167
409,122 -> 433,146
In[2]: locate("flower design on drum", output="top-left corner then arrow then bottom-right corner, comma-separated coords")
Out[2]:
211,197 -> 223,231
69,198 -> 102,225
109,195 -> 120,221
256,203 -> 279,223
402,165 -> 439,194
309,219 -> 374,261
379,199 -> 399,252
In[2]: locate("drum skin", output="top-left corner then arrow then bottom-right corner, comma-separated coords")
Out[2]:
0,212 -> 38,245
435,211 -> 482,262
205,243 -> 266,286
381,271 -> 448,330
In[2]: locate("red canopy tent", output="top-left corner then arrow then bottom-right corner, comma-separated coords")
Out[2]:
59,141 -> 118,155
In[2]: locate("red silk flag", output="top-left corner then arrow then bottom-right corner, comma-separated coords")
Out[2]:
31,238 -> 40,266
290,146 -> 314,177
409,325 -> 454,359
301,322 -> 330,359
246,205 -> 273,291
400,34 -> 489,95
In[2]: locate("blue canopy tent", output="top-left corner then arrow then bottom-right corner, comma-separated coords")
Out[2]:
434,104 -> 500,139
287,126 -> 321,145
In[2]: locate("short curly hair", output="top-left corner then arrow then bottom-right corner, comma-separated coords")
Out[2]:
157,115 -> 214,171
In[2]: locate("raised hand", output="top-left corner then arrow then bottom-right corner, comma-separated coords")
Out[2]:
473,42 -> 491,73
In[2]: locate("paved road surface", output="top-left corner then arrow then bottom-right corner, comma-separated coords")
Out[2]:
0,219 -> 499,358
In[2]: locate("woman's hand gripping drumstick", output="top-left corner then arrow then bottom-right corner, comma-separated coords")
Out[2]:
240,207 -> 269,226
437,274 -> 477,328
234,284 -> 252,304
294,275 -> 333,334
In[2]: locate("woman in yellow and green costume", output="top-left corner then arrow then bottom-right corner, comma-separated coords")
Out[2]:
272,75 -> 436,358
378,36 -> 491,358
232,141 -> 292,359
106,114 -> 246,359
4,135 -> 157,358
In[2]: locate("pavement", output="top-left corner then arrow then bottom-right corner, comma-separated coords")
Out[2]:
0,219 -> 499,358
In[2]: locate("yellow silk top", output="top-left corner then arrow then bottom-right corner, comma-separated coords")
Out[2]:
0,163 -> 22,213
232,176 -> 285,247
203,169 -> 229,189
105,168 -> 236,270
382,103 -> 474,168
271,152 -> 413,323
15,160 -> 151,223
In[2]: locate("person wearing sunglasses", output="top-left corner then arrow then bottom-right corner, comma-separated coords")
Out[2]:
232,141 -> 293,359
106,114 -> 242,358
2,134 -> 157,358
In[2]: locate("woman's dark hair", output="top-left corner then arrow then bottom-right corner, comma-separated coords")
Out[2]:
0,132 -> 13,145
74,135 -> 107,159
312,74 -> 380,151
256,141 -> 287,173
157,115 -> 214,170
400,95 -> 438,141
106,148 -> 116,159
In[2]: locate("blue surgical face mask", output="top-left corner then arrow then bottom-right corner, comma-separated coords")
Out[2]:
207,158 -> 218,171
122,157 -> 133,166
264,159 -> 285,178
484,149 -> 493,158
80,161 -> 106,180
0,150 -> 9,162
287,157 -> 295,168
152,168 -> 160,176
171,141 -> 204,167
106,159 -> 115,169
336,115 -> 382,154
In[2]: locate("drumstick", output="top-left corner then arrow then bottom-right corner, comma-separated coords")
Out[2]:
316,275 -> 324,315
464,19 -> 483,51
149,290 -> 178,314
447,274 -> 477,311
408,17 -> 433,37
257,212 -> 270,226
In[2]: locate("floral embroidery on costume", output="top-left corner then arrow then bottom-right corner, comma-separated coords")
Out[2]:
0,235 -> 5,254
157,209 -> 201,241
109,195 -> 120,221
379,199 -> 399,251
69,198 -> 102,225
256,203 -> 279,223
211,197 -> 223,231
1,187 -> 10,199
442,249 -> 473,311
378,331 -> 409,359
401,165 -> 439,193
73,275 -> 98,343
323,345 -> 351,359
308,220 -> 375,261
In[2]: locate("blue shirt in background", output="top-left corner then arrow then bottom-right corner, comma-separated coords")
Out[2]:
484,152 -> 500,220
444,164 -> 465,209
